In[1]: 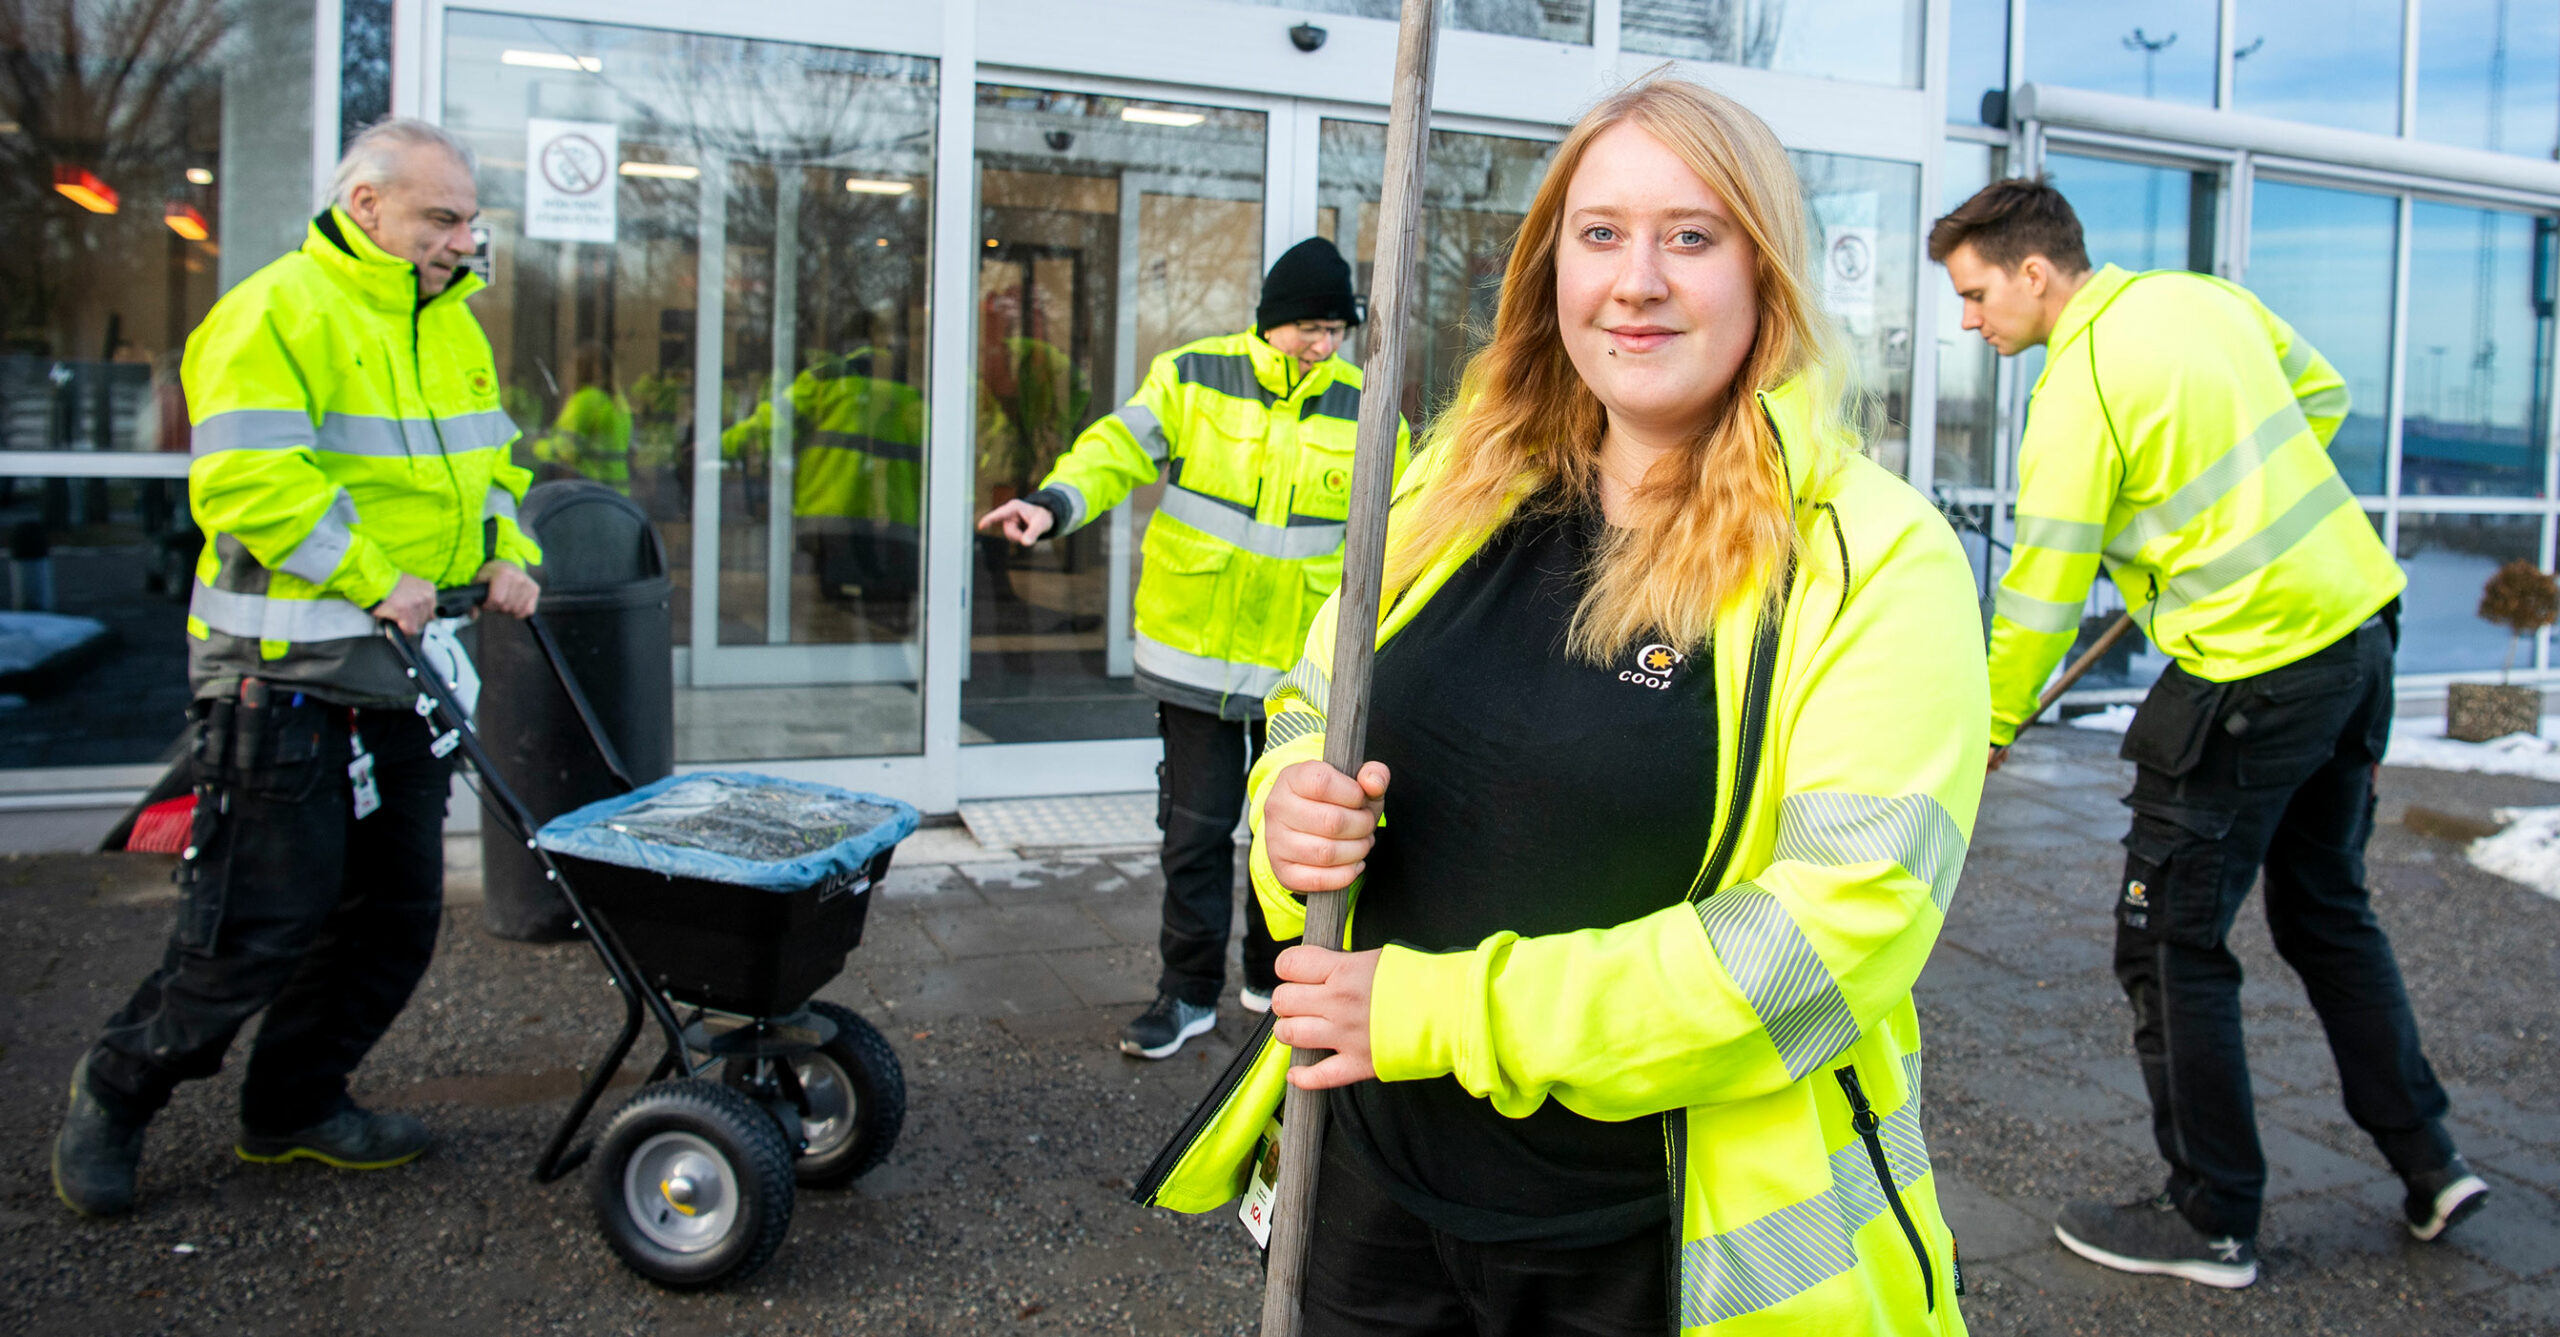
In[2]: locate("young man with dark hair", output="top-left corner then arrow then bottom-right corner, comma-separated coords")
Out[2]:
1932,177 -> 2486,1287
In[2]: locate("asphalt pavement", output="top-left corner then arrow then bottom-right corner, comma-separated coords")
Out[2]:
1,723 -> 2555,1335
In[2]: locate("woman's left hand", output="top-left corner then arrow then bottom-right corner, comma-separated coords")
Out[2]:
1270,944 -> 1382,1089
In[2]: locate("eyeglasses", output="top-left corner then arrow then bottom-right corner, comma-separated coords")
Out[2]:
1293,321 -> 1349,339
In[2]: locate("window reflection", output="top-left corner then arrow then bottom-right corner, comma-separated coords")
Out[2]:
2418,0 -> 2560,160
2245,180 -> 2396,494
2399,201 -> 2554,498
1934,142 -> 1999,489
1316,123 -> 1555,426
2024,0 -> 2218,106
1621,0 -> 1923,89
445,14 -> 938,762
2229,0 -> 2403,135
1947,0 -> 2009,125
968,87 -> 1266,745
1221,0 -> 1591,45
2396,513 -> 2547,673
1794,150 -> 1918,474
2043,152 -> 2215,274
0,475 -> 195,768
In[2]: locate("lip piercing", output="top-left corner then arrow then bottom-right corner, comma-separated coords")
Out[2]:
1606,348 -> 1616,356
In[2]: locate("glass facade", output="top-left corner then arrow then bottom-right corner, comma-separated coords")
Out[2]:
1796,150 -> 1920,474
2229,0 -> 2405,135
2043,152 -> 2215,274
2418,0 -> 2560,159
2401,200 -> 2554,499
1622,0 -> 1924,88
1934,140 -> 2001,491
2245,180 -> 2398,494
2396,512 -> 2547,673
2025,0 -> 2219,106
1947,0 -> 2009,125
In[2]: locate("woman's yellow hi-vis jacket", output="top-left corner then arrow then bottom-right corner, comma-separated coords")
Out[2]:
1133,375 -> 1990,1335
184,209 -> 540,706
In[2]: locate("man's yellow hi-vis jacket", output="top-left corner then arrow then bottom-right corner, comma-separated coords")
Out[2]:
1038,329 -> 1412,719
184,209 -> 540,705
1988,264 -> 2405,744
1133,376 -> 1988,1335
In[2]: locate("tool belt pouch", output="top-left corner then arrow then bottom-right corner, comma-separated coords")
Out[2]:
190,686 -> 330,800
2118,666 -> 2230,779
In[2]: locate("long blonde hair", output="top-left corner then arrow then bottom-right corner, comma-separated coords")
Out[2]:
1383,77 -> 1847,661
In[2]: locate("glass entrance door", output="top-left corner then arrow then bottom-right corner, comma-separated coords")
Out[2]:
963,85 -> 1268,746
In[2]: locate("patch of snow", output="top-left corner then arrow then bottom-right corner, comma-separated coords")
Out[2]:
2466,805 -> 2560,902
2067,704 -> 2137,734
2384,716 -> 2560,783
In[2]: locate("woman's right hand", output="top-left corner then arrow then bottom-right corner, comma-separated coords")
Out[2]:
1262,759 -> 1390,894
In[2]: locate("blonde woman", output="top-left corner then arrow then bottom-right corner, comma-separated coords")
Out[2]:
1132,79 -> 1987,1334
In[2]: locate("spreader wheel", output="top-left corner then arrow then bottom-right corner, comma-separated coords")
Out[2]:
726,1000 -> 907,1187
589,1079 -> 794,1288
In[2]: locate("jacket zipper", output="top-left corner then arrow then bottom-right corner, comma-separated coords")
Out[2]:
1833,1065 -> 1934,1313
1130,1012 -> 1278,1205
1661,1112 -> 1688,1336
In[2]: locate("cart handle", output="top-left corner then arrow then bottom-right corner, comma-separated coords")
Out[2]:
430,585 -> 637,795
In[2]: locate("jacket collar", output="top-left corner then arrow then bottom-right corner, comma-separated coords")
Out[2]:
2042,262 -> 2134,365
305,207 -> 483,313
1242,329 -> 1334,399
1753,372 -> 1850,508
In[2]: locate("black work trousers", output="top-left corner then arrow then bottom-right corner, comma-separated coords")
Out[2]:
86,696 -> 452,1135
1156,702 -> 1285,1006
1302,1130 -> 1670,1337
2113,608 -> 2453,1240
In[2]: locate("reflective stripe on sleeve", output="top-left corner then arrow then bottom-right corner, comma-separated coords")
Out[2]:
2279,340 -> 2314,383
485,484 -> 521,524
1158,486 -> 1346,560
1115,405 -> 1172,461
2162,473 -> 2357,610
2299,384 -> 2350,422
191,408 -> 315,455
1275,655 -> 1331,717
1773,791 -> 1967,914
188,580 -> 378,642
1693,884 -> 1862,1080
196,408 -> 521,458
2012,514 -> 2103,555
275,488 -> 360,585
1052,482 -> 1089,532
1265,709 -> 1323,750
1992,586 -> 2084,636
1680,1098 -> 1931,1327
2104,401 -> 2311,565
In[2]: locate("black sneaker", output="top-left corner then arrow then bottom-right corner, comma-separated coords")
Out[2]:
1119,994 -> 1217,1059
52,1055 -> 146,1218
2055,1194 -> 2257,1289
2405,1156 -> 2490,1241
237,1105 -> 429,1169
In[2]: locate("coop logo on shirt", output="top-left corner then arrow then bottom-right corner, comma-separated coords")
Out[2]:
1619,642 -> 1684,690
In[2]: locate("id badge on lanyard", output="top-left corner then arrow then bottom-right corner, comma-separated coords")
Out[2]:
348,715 -> 382,820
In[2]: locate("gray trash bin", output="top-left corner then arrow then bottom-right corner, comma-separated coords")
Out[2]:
477,480 -> 674,941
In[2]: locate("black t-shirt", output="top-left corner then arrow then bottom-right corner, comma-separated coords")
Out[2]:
1331,499 -> 1716,1248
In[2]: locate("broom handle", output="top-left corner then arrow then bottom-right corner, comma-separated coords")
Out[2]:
1257,0 -> 1441,1331
2036,612 -> 2135,717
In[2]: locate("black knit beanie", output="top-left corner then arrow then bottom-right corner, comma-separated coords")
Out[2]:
1255,237 -> 1363,335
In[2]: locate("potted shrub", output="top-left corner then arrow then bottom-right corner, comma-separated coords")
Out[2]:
2446,558 -> 2558,742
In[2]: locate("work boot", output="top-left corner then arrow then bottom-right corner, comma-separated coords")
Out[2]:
237,1104 -> 430,1169
53,1055 -> 146,1218
2054,1194 -> 2257,1289
2405,1156 -> 2491,1241
1120,994 -> 1217,1059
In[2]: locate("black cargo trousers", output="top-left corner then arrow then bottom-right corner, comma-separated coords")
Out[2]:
86,689 -> 453,1136
1155,702 -> 1288,1006
2113,602 -> 2455,1240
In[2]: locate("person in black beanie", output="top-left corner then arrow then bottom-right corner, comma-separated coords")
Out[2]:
978,237 -> 1411,1059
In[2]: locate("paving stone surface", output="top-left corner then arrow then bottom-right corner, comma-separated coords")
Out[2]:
0,722 -> 2553,1333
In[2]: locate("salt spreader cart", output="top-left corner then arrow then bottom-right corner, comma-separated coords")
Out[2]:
385,590 -> 914,1288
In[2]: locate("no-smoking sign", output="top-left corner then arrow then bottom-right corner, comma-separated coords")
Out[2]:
525,117 -> 618,243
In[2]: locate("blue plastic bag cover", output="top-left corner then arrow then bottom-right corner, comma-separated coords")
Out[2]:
536,771 -> 919,892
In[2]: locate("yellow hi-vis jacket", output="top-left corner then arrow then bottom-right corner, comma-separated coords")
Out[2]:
1988,264 -> 2405,744
721,349 -> 925,531
1134,376 -> 1988,1335
184,209 -> 540,705
1038,329 -> 1412,719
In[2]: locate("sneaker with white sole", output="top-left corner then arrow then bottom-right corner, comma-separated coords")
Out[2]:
1120,994 -> 1217,1059
2054,1194 -> 2257,1289
1240,985 -> 1273,1015
2405,1156 -> 2490,1241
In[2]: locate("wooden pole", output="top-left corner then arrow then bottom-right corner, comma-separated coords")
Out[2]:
1256,0 -> 1440,1330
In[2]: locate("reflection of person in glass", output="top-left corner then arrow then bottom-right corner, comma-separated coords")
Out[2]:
531,342 -> 632,491
53,120 -> 543,1218
974,284 -> 1090,606
1935,179 -> 2481,1287
977,237 -> 1412,1061
722,313 -> 927,611
1135,81 -> 1987,1334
